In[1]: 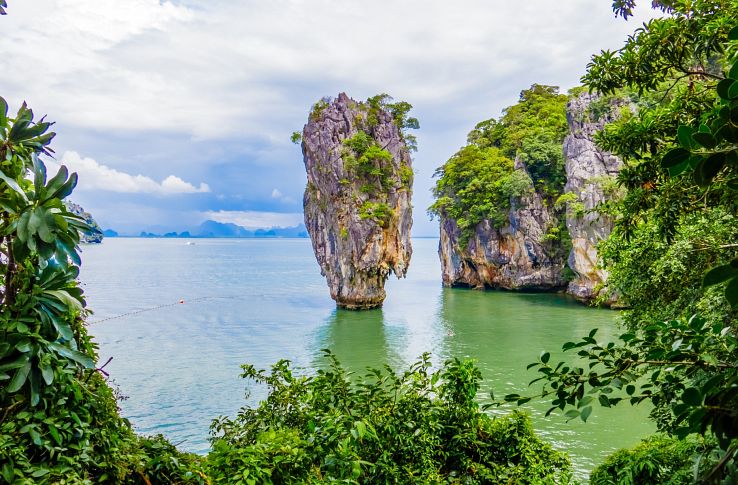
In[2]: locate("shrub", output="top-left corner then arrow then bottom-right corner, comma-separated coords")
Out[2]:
589,434 -> 713,485
208,352 -> 572,484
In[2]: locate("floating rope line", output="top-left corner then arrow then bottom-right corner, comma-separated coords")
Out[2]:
87,296 -> 239,324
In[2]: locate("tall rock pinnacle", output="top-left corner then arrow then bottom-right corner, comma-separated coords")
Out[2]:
301,93 -> 414,309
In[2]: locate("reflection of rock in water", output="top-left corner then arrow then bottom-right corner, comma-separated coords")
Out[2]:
316,308 -> 398,374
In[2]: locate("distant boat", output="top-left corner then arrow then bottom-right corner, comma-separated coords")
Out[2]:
185,242 -> 196,246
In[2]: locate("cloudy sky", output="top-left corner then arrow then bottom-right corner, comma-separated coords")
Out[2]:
0,0 -> 657,236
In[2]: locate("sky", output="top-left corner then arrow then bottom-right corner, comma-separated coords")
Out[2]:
0,0 -> 658,236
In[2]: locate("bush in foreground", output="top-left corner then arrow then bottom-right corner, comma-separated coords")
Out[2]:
207,352 -> 571,484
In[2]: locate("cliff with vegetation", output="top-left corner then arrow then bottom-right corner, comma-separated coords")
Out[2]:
432,86 -> 629,301
301,93 -> 416,309
431,85 -> 570,291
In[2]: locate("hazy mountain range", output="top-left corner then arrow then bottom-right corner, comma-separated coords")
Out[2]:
104,220 -> 308,238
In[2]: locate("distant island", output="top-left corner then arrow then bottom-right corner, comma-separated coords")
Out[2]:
105,220 -> 309,239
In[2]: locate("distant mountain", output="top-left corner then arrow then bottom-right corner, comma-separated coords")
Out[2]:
196,220 -> 254,238
103,229 -> 118,237
122,221 -> 309,238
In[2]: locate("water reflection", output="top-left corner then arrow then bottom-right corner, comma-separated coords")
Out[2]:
315,308 -> 396,372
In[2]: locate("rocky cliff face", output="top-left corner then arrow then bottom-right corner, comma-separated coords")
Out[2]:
302,93 -> 413,309
439,159 -> 566,290
65,201 -> 103,243
563,93 -> 625,304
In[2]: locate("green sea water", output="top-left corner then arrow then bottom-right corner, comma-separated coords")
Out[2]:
80,237 -> 653,477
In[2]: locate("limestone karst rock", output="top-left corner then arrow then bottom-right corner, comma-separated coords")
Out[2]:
435,89 -> 627,301
438,157 -> 566,290
301,93 -> 413,309
563,92 -> 626,304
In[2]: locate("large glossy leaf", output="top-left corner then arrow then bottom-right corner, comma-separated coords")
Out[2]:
0,171 -> 29,201
44,166 -> 69,201
661,147 -> 691,168
725,277 -> 738,307
44,289 -> 83,312
677,125 -> 693,149
32,155 -> 46,196
6,361 -> 31,393
704,263 -> 738,287
47,342 -> 94,369
692,132 -> 717,149
0,354 -> 30,373
717,78 -> 735,100
54,172 -> 77,200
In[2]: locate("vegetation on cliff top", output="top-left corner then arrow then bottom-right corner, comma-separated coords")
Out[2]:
429,84 -> 568,243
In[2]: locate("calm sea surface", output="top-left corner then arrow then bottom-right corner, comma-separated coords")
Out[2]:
79,238 -> 653,477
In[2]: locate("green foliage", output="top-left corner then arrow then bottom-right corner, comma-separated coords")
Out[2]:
430,145 -> 531,244
290,131 -> 302,144
0,96 -> 204,483
343,131 -> 395,195
309,97 -> 331,122
399,163 -> 413,187
585,1 -> 734,95
500,5 -> 738,482
431,84 -> 567,244
207,352 -> 572,484
365,94 -> 419,151
359,201 -> 393,227
589,434 -> 714,485
468,84 -> 569,194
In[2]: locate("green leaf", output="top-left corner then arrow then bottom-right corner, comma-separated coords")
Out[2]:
661,147 -> 691,168
29,429 -> 43,447
668,159 -> 691,177
40,363 -> 54,385
540,351 -> 550,364
725,277 -> 738,308
717,78 -> 735,100
0,354 -> 30,373
681,387 -> 702,406
580,406 -> 592,422
692,132 -> 717,149
44,166 -> 69,200
698,153 -> 726,184
564,409 -> 579,420
703,264 -> 738,287
7,361 -> 31,393
677,125 -> 693,149
47,342 -> 94,369
730,81 -> 738,100
55,172 -> 78,200
730,26 -> 738,40
0,171 -> 29,201
730,61 -> 738,81
44,290 -> 83,312
598,395 -> 611,408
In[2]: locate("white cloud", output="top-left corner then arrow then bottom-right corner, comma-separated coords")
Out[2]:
271,188 -> 283,199
202,210 -> 303,229
57,151 -> 210,195
0,0 -> 660,141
